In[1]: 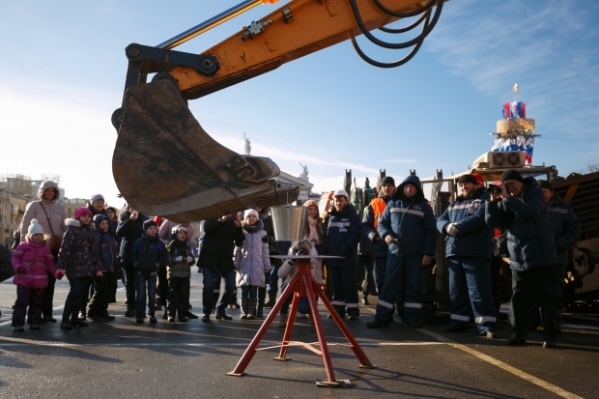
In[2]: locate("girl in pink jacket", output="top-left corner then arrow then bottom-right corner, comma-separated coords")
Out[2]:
11,219 -> 64,332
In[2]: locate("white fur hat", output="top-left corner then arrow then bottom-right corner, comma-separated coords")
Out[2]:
171,224 -> 188,235
244,209 -> 259,220
28,219 -> 45,236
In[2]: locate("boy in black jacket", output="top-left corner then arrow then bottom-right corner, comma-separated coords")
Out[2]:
132,220 -> 166,323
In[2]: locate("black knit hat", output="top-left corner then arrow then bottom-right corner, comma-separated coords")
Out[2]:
380,176 -> 395,186
457,174 -> 478,185
538,180 -> 553,191
143,219 -> 157,231
500,169 -> 524,183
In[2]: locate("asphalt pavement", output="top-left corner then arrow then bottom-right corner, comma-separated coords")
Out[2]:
0,271 -> 597,399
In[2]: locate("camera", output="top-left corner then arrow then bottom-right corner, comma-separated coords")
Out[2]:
487,184 -> 502,194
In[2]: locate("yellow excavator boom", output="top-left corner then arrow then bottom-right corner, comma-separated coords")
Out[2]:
112,0 -> 444,222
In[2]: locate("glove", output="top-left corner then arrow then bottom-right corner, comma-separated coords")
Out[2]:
186,256 -> 194,263
54,269 -> 65,280
446,223 -> 460,237
174,256 -> 183,263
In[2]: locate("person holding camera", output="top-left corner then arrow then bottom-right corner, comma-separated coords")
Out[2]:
19,180 -> 66,323
437,174 -> 497,338
197,213 -> 245,322
366,175 -> 436,329
485,169 -> 559,348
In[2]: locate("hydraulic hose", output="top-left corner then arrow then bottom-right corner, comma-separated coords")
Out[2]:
347,0 -> 443,50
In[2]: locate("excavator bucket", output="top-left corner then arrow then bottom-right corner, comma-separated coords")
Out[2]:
113,80 -> 299,223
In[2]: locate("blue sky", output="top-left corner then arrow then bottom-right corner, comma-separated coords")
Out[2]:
2,0 -> 598,209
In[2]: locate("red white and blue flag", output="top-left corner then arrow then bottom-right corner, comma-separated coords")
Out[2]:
502,101 -> 526,119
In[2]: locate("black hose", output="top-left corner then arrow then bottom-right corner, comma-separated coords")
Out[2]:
378,10 -> 428,34
350,33 -> 424,68
373,0 -> 437,18
347,0 -> 443,50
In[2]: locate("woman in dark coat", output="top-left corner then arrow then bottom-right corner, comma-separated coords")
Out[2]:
57,207 -> 101,330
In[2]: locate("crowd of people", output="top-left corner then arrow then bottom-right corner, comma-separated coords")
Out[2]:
0,169 -> 581,349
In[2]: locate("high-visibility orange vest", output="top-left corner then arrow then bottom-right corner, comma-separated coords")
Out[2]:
370,197 -> 387,229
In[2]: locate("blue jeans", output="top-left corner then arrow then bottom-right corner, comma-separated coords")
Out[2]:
279,283 -> 312,315
268,263 -> 281,294
448,256 -> 496,334
202,268 -> 235,315
67,277 -> 92,305
135,272 -> 157,315
375,254 -> 423,323
240,285 -> 258,299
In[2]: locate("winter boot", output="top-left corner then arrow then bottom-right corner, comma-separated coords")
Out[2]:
88,312 -> 106,322
100,309 -> 116,321
135,312 -> 144,323
71,301 -> 89,327
263,292 -> 276,308
240,299 -> 249,319
248,298 -> 257,320
60,299 -> 74,330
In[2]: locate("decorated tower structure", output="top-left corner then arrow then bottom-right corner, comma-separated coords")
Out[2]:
491,83 -> 538,165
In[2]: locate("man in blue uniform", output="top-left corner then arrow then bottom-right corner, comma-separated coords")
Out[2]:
486,170 -> 559,348
437,174 -> 497,338
534,180 -> 580,326
323,189 -> 361,320
361,176 -> 396,297
366,175 -> 436,328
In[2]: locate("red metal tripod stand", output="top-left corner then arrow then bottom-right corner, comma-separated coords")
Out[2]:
227,256 -> 376,387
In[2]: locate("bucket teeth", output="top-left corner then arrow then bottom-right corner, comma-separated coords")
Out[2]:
113,80 -> 299,222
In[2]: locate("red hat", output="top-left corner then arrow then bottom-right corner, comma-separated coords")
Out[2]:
471,173 -> 485,186
75,207 -> 92,219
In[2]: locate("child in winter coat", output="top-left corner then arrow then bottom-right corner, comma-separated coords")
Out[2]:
87,214 -> 120,322
11,219 -> 64,331
57,208 -> 101,330
132,219 -> 166,323
165,225 -> 195,322
234,209 -> 271,319
277,240 -> 322,327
